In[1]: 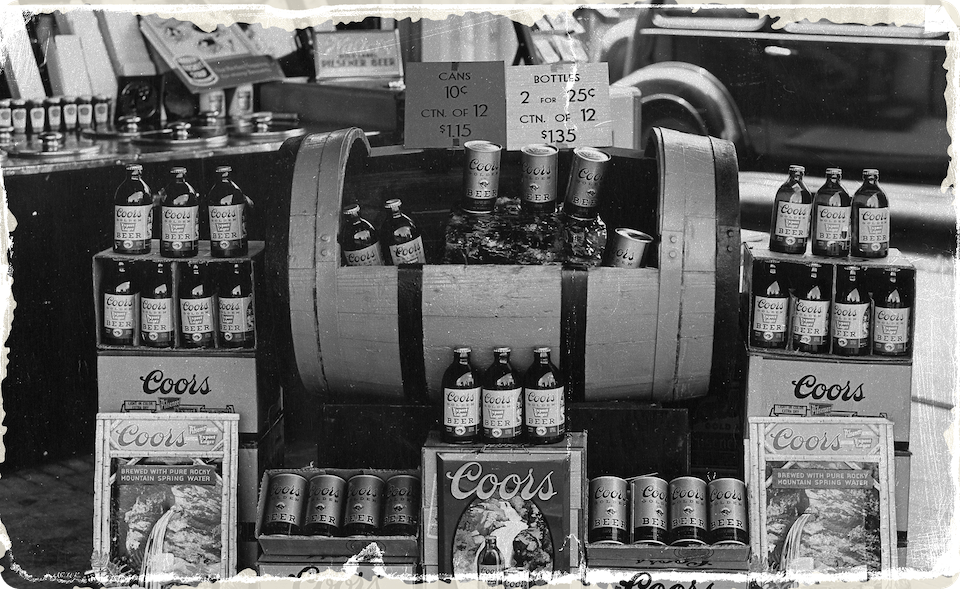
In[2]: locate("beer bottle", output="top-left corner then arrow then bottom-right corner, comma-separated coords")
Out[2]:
160,167 -> 199,258
114,164 -> 154,255
179,263 -> 215,348
768,165 -> 813,254
441,347 -> 481,444
482,347 -> 523,443
206,166 -> 249,258
873,268 -> 912,356
832,265 -> 871,356
341,204 -> 384,266
477,537 -> 505,586
811,168 -> 851,257
750,261 -> 789,349
523,347 -> 566,445
380,199 -> 426,265
851,169 -> 890,258
791,263 -> 830,354
217,262 -> 255,348
102,260 -> 138,346
140,262 -> 174,348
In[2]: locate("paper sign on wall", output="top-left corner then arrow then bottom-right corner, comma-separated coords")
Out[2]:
404,61 -> 507,148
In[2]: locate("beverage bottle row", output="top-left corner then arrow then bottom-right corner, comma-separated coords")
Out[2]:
751,261 -> 911,356
101,259 -> 255,349
441,346 -> 566,445
1,95 -> 112,136
340,199 -> 427,266
114,164 -> 253,258
769,166 -> 890,258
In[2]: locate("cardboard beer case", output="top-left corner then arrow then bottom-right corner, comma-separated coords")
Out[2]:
256,556 -> 417,578
420,432 -> 587,580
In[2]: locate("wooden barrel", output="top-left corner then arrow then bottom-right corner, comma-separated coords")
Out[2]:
277,127 -> 740,403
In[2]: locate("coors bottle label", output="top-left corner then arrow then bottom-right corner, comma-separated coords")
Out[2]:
389,236 -> 426,264
815,205 -> 851,242
162,205 -> 199,248
753,296 -> 788,337
857,208 -> 890,250
104,294 -> 136,330
833,302 -> 870,341
524,387 -> 564,436
793,299 -> 829,343
115,205 -> 153,246
873,307 -> 910,352
180,297 -> 214,338
482,388 -> 522,438
774,202 -> 812,239
345,244 -> 383,266
218,296 -> 254,336
141,298 -> 173,333
209,204 -> 245,242
444,387 -> 481,434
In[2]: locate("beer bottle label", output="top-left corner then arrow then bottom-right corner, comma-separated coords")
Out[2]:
115,204 -> 153,247
12,107 -> 27,132
773,202 -> 812,240
141,297 -> 173,333
792,299 -> 829,342
29,107 -> 44,130
180,296 -> 214,339
833,302 -> 870,342
218,295 -> 255,336
94,102 -> 109,124
752,296 -> 788,340
0,107 -> 10,128
814,205 -> 851,242
209,204 -> 245,245
389,236 -> 426,264
478,564 -> 503,577
77,104 -> 93,126
62,104 -> 77,127
345,244 -> 384,266
47,107 -> 61,129
524,387 -> 564,436
857,207 -> 890,251
161,205 -> 199,249
104,293 -> 136,331
873,306 -> 910,352
443,386 -> 481,434
482,387 -> 523,438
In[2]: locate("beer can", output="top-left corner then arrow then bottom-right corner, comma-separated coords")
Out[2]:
520,144 -> 559,214
708,478 -> 748,545
304,473 -> 346,537
603,228 -> 654,269
668,476 -> 708,546
343,474 -> 385,536
462,140 -> 502,214
630,476 -> 668,545
563,147 -> 611,220
589,476 -> 629,544
381,474 -> 420,536
261,472 -> 309,535
199,89 -> 226,115
92,95 -> 112,130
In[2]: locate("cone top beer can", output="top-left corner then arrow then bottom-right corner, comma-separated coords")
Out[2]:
630,476 -> 668,545
707,478 -> 748,545
304,473 -> 346,537
462,140 -> 502,214
668,476 -> 708,546
589,476 -> 629,544
381,474 -> 420,536
343,474 -> 385,536
520,144 -> 559,214
564,147 -> 611,220
261,472 -> 309,535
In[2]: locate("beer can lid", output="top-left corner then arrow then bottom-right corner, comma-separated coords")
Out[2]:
521,144 -> 558,156
170,166 -> 188,174
454,346 -> 472,354
493,346 -> 511,353
216,165 -> 232,173
342,203 -> 360,214
825,167 -> 842,175
788,164 -> 805,173
862,168 -> 880,176
384,198 -> 402,209
464,140 -> 501,152
573,147 -> 611,162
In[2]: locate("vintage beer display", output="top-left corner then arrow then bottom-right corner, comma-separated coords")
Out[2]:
340,204 -> 384,266
481,347 -> 523,442
523,346 -> 565,444
139,262 -> 174,348
441,347 -> 482,444
751,261 -> 789,349
462,140 -> 502,214
381,198 -> 426,264
303,474 -> 346,537
832,265 -> 871,356
261,473 -> 309,536
102,260 -> 137,346
380,474 -> 420,536
343,474 -> 385,536
160,167 -> 200,258
218,262 -> 255,348
519,144 -> 559,214
631,476 -> 669,545
852,169 -> 890,258
589,476 -> 629,544
769,165 -> 813,255
113,164 -> 154,255
206,166 -> 250,258
812,168 -> 852,257
668,476 -> 708,546
707,478 -> 748,545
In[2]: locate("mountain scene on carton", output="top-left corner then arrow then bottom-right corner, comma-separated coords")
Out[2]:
453,495 -> 554,577
765,460 -> 881,574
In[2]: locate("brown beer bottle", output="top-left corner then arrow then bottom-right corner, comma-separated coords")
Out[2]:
791,263 -> 830,354
851,169 -> 890,258
832,265 -> 871,356
178,263 -> 215,348
477,537 -> 505,585
217,262 -> 255,348
482,347 -> 523,443
441,347 -> 481,444
140,262 -> 174,348
750,261 -> 789,349
114,164 -> 153,255
380,199 -> 426,265
523,347 -> 565,445
811,168 -> 851,257
768,165 -> 813,254
206,166 -> 249,258
341,204 -> 384,266
160,167 -> 199,258
102,260 -> 138,346
873,268 -> 912,356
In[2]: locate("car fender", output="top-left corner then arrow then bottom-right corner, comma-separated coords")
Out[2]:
616,61 -> 750,155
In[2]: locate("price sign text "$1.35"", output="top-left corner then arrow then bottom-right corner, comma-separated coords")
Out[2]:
404,61 -> 507,148
504,63 -> 612,150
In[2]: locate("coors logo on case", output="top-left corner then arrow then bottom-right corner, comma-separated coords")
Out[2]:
437,455 -> 571,580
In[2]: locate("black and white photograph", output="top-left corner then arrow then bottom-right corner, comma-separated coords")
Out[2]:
0,1 -> 955,588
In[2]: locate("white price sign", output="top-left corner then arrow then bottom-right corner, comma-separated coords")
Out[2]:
504,63 -> 612,150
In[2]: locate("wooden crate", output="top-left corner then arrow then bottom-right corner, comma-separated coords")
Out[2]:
271,127 -> 740,403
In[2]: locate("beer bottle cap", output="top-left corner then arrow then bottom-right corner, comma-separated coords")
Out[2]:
384,198 -> 402,210
788,164 -> 805,173
216,165 -> 232,174
862,168 -> 880,177
342,204 -> 361,215
493,346 -> 511,353
825,167 -> 842,176
454,346 -> 472,354
534,346 -> 551,354
125,164 -> 143,172
171,166 -> 187,175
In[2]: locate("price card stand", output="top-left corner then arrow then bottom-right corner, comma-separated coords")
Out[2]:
92,412 -> 239,586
